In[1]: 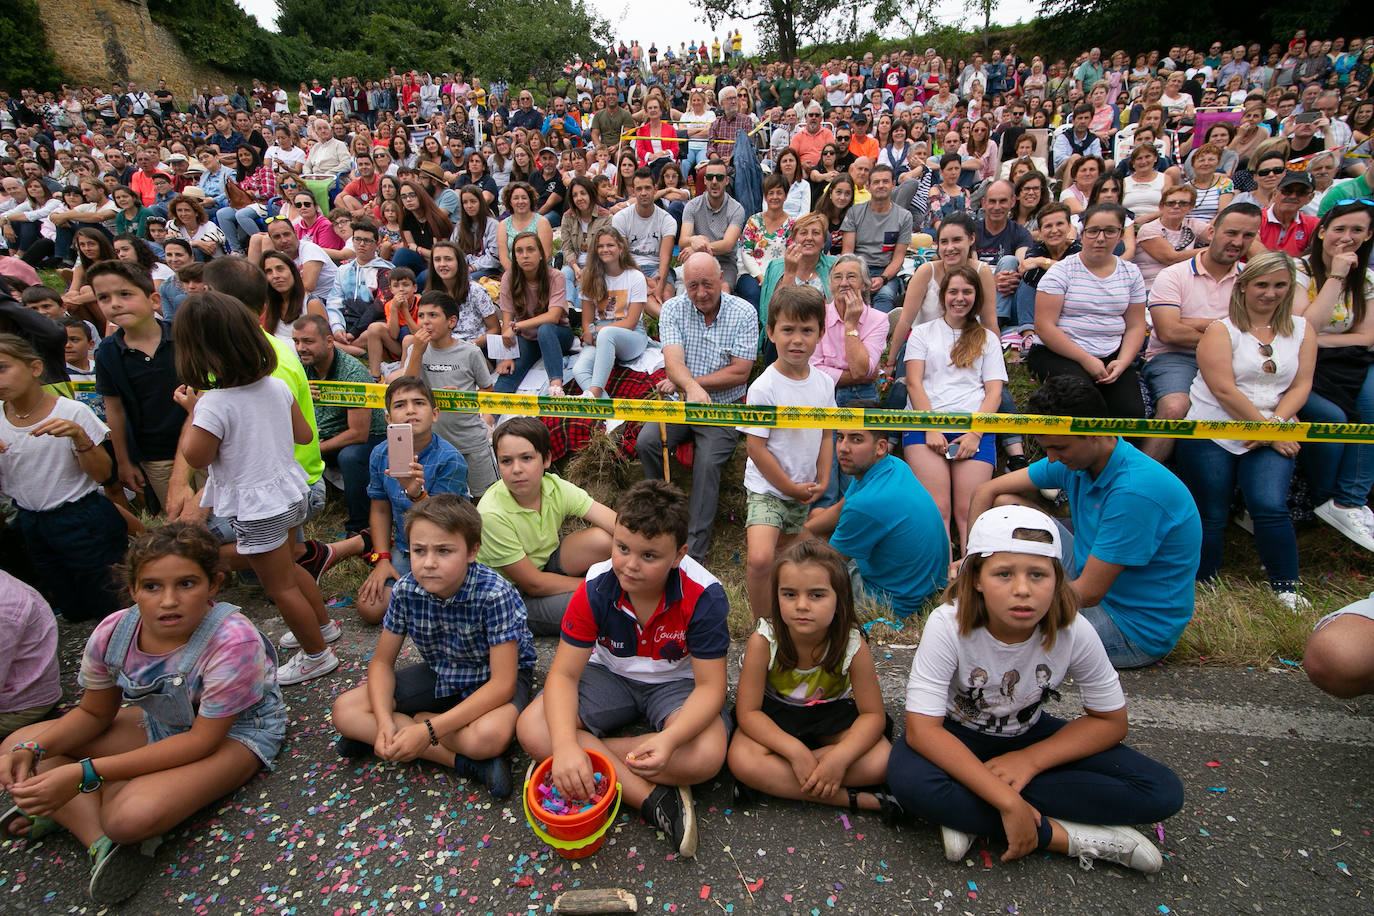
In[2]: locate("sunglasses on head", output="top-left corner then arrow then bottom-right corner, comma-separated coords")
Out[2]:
1336,197 -> 1374,207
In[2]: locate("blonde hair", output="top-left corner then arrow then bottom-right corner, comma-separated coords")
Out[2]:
1231,249 -> 1297,336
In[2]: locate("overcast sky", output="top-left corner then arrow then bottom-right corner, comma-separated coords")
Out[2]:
234,0 -> 1041,54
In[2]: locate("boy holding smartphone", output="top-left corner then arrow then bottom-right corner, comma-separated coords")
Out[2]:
355,376 -> 470,624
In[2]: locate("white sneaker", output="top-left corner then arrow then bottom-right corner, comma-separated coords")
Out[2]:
941,826 -> 975,862
1359,504 -> 1374,535
280,620 -> 342,650
276,647 -> 340,685
1275,590 -> 1311,613
1234,511 -> 1254,534
604,417 -> 625,434
1315,500 -> 1374,552
1039,488 -> 1062,501
1057,820 -> 1163,873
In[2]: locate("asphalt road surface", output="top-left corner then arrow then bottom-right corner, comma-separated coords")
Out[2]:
2,602 -> 1371,915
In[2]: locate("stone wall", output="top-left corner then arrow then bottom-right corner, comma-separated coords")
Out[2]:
36,0 -> 229,99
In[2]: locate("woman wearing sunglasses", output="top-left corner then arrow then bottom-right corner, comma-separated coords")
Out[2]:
1174,250 -> 1317,609
1233,142 -> 1289,210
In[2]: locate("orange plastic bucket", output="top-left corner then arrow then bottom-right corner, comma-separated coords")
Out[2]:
522,750 -> 621,859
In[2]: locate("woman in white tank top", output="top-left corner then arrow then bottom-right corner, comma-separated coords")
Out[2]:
1175,251 -> 1317,606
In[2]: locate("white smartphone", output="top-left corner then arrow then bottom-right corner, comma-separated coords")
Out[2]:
387,423 -> 414,478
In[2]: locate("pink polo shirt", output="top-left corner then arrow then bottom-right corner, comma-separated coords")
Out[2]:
811,299 -> 889,385
1144,254 -> 1239,358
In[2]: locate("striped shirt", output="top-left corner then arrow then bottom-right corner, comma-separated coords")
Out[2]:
1038,255 -> 1146,358
383,563 -> 537,698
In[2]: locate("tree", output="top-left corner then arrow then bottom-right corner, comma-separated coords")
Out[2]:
694,0 -> 902,62
0,0 -> 64,91
465,0 -> 610,98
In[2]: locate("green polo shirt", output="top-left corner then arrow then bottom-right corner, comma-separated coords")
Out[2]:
476,473 -> 593,572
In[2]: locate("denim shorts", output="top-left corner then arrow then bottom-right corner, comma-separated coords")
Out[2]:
575,663 -> 732,738
745,490 -> 809,533
901,430 -> 997,465
1141,352 -> 1200,400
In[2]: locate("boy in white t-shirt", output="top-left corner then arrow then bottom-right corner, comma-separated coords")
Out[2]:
738,286 -> 836,619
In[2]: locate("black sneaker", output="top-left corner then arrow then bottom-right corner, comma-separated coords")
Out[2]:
1005,453 -> 1029,472
455,753 -> 513,799
871,788 -> 905,826
336,735 -> 373,758
297,539 -> 335,582
731,779 -> 759,809
642,784 -> 697,857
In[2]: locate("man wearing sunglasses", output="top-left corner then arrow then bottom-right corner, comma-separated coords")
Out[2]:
790,102 -> 834,170
679,162 -> 746,290
1254,170 -> 1318,257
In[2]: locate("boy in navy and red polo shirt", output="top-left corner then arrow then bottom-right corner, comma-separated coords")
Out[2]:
515,480 -> 730,859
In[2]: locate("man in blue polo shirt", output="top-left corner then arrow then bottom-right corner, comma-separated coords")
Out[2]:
969,377 -> 1202,667
804,401 -> 949,618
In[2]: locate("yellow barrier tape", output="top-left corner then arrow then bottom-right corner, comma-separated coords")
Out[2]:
70,380 -> 1374,443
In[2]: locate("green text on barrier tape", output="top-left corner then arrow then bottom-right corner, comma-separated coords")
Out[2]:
69,380 -> 1374,443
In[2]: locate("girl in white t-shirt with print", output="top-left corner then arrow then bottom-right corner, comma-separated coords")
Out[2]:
902,264 -> 1007,552
886,506 -> 1183,873
573,228 -> 649,401
169,292 -> 337,688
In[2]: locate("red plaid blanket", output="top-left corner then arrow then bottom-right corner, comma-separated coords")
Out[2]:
543,365 -> 688,462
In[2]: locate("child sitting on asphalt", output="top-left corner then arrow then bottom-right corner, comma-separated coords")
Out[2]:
477,417 -> 614,636
0,522 -> 286,905
331,495 -> 536,798
728,539 -> 900,819
740,285 -> 835,618
515,479 -> 731,858
886,505 -> 1184,873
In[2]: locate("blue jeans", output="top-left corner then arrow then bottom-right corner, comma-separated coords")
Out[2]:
1175,438 -> 1298,590
735,273 -> 762,312
216,204 -> 264,254
1298,366 -> 1374,509
1078,605 -> 1163,668
561,264 -> 582,316
571,325 -> 648,392
1014,279 -> 1038,332
871,276 -> 903,313
994,255 -> 1020,325
391,247 -> 426,275
493,323 -> 575,392
683,147 -> 708,176
887,716 -> 1184,847
327,433 -> 384,534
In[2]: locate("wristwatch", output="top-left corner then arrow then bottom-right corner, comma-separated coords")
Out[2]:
845,328 -> 861,337
368,550 -> 392,565
77,757 -> 103,794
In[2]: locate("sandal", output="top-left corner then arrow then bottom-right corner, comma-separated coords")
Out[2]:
546,381 -> 565,398
1,803 -> 60,842
88,834 -> 160,905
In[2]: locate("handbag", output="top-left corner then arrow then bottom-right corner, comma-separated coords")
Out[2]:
225,180 -> 254,209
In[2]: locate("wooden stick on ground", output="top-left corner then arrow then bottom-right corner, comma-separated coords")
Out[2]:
659,421 -> 670,481
553,888 -> 638,914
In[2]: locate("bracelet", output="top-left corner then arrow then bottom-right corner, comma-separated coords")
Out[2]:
10,741 -> 44,761
425,719 -> 439,746
73,439 -> 96,453
1330,273 -> 1349,281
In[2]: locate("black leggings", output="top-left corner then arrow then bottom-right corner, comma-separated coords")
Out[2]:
1025,345 -> 1145,419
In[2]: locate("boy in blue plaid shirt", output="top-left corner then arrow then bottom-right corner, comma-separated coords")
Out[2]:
331,495 -> 536,798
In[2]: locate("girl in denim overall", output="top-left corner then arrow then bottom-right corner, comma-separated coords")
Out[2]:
0,522 -> 286,905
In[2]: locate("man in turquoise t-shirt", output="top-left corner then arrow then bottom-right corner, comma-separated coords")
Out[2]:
804,408 -> 949,618
969,377 -> 1202,668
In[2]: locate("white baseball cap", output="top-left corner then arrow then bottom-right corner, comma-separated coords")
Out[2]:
964,506 -> 1061,560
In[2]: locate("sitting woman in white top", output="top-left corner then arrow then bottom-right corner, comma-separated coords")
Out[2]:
901,264 -> 1007,552
1174,251 -> 1316,608
572,227 -> 649,401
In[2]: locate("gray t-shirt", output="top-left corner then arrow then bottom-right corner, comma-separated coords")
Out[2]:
612,205 -> 678,277
415,337 -> 498,497
682,193 -> 748,285
840,201 -> 913,273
